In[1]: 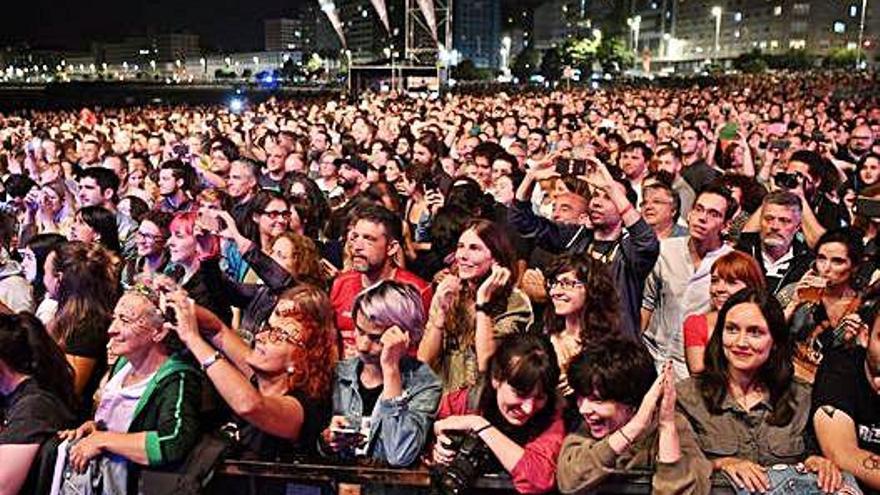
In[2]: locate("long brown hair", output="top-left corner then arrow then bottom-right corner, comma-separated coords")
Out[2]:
48,241 -> 119,345
542,254 -> 620,344
446,219 -> 518,345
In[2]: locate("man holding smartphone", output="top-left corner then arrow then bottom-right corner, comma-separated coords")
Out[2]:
320,281 -> 441,467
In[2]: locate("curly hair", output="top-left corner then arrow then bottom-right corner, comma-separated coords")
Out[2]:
542,254 -> 621,345
272,231 -> 326,288
272,285 -> 337,401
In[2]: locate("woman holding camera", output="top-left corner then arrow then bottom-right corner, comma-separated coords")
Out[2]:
784,227 -> 865,383
431,333 -> 564,494
419,219 -> 533,393
678,289 -> 848,494
557,339 -> 712,495
167,284 -> 336,460
165,211 -> 232,325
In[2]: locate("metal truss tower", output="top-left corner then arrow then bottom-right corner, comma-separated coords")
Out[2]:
404,0 -> 453,67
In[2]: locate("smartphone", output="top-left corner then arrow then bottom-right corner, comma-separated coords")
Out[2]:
555,158 -> 571,176
769,139 -> 791,151
571,159 -> 587,176
422,177 -> 438,193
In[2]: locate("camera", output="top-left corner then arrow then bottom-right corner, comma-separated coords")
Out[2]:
774,172 -> 801,190
769,139 -> 791,152
431,432 -> 496,495
555,158 -> 588,176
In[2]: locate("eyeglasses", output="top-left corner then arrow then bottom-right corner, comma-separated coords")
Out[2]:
136,231 -> 163,242
257,321 -> 303,346
547,278 -> 585,290
262,210 -> 291,220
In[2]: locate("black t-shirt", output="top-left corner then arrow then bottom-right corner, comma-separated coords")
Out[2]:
65,316 -> 111,419
358,380 -> 382,419
812,347 -> 880,454
235,389 -> 330,461
0,378 -> 76,445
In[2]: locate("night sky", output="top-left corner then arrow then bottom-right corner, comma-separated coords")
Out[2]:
2,0 -> 305,52
2,0 -> 535,52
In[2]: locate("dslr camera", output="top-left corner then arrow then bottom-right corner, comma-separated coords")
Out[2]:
773,172 -> 802,190
431,431 -> 496,495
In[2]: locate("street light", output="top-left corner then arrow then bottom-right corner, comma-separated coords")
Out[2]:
627,15 -> 642,54
857,0 -> 868,69
711,6 -> 723,55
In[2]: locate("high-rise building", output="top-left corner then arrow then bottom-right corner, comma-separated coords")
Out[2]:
95,33 -> 200,65
629,0 -> 879,62
338,0 -> 405,63
265,18 -> 308,52
454,0 -> 502,67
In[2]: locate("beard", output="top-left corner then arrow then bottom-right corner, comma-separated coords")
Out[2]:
339,176 -> 359,191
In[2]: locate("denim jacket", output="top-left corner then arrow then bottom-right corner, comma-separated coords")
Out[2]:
329,356 -> 442,467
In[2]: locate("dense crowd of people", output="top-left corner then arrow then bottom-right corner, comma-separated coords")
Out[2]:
2,71 -> 880,494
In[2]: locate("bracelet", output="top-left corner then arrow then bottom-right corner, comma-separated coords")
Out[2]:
201,351 -> 224,371
617,428 -> 634,445
474,423 -> 493,436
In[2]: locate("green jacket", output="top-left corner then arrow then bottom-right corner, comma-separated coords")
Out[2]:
111,354 -> 203,467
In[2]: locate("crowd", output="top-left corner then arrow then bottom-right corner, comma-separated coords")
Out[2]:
1,71 -> 880,495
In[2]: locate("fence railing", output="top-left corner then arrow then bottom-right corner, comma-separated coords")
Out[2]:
209,460 -> 738,494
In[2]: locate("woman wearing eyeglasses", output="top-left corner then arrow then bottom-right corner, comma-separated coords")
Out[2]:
222,190 -> 290,283
167,284 -> 337,460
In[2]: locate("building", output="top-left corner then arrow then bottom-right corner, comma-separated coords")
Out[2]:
532,0 -> 623,50
629,0 -> 879,62
95,33 -> 201,66
454,0 -> 502,67
265,18 -> 309,51
337,0 -> 405,64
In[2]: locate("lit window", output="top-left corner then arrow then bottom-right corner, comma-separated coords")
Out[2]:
789,39 -> 806,49
834,21 -> 846,33
734,12 -> 742,22
734,29 -> 741,38
774,6 -> 782,16
759,40 -> 768,49
770,39 -> 779,49
847,41 -> 858,49
851,5 -> 859,17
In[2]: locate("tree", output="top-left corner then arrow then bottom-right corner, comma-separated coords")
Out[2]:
511,47 -> 539,82
280,58 -> 304,81
825,48 -> 859,69
540,48 -> 564,82
595,36 -> 633,73
241,69 -> 253,80
733,49 -> 768,74
453,59 -> 480,80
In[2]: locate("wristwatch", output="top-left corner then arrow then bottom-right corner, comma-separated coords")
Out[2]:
475,302 -> 490,314
201,351 -> 224,371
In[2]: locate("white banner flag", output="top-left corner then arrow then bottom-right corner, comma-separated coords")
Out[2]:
318,0 -> 347,48
416,0 -> 438,42
369,0 -> 391,33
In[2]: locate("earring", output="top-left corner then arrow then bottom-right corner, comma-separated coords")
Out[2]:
286,365 -> 294,375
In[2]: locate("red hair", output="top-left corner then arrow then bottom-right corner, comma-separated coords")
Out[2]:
169,212 -> 219,261
711,251 -> 765,291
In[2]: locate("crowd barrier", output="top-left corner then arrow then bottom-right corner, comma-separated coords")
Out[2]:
209,459 -> 738,494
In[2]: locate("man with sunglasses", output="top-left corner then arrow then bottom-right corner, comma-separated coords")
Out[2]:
320,280 -> 441,467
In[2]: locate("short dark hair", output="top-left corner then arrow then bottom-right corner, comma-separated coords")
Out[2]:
78,167 -> 120,197
568,338 -> 657,408
77,205 -> 121,254
160,159 -> 197,193
210,137 -> 240,162
351,204 -> 403,245
140,210 -> 173,240
698,183 -> 738,221
816,227 -> 865,271
622,140 -> 653,161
